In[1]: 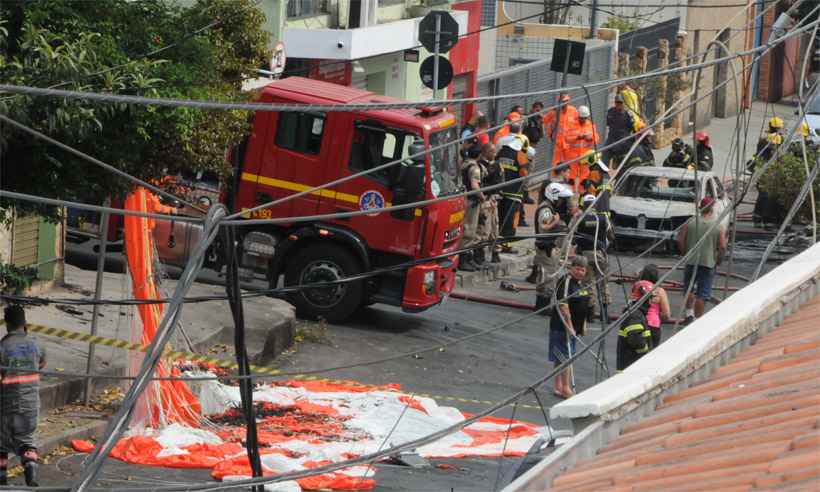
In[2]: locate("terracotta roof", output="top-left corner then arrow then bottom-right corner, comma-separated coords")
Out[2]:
547,296 -> 820,492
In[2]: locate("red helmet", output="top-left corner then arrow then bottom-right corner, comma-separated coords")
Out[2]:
695,131 -> 710,147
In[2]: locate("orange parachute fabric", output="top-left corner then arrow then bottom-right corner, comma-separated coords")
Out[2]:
123,187 -> 201,427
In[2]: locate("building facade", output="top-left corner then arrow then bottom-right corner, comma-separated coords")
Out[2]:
254,0 -> 479,112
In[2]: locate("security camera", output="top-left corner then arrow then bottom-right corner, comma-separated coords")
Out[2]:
337,41 -> 344,49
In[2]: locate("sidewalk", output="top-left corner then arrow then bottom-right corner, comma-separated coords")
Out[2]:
24,264 -> 295,412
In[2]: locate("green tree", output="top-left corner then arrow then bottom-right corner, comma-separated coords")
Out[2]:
601,15 -> 639,34
757,144 -> 820,224
0,0 -> 269,221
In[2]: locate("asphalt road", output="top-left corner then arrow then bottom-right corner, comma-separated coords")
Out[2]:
39,233 -> 791,492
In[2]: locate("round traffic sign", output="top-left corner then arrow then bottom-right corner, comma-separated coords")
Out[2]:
419,55 -> 453,90
418,11 -> 460,54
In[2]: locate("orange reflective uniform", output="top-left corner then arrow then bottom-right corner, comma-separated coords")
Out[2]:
493,125 -> 511,145
543,105 -> 579,167
560,117 -> 600,191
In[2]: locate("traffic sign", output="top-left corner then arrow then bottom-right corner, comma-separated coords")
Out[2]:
418,11 -> 460,54
420,55 -> 453,90
550,39 -> 586,75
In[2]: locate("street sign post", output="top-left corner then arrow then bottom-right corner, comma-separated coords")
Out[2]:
419,10 -> 459,99
420,55 -> 453,90
548,39 -> 587,169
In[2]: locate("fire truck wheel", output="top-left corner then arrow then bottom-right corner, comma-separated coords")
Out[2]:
284,243 -> 364,323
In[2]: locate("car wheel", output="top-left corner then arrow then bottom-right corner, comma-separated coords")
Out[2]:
284,243 -> 364,323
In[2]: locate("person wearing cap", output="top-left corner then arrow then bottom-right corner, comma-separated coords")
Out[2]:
694,131 -> 713,171
603,93 -> 636,170
543,94 -> 579,171
492,111 -> 522,146
549,255 -> 594,398
574,193 -> 613,307
477,143 -> 503,264
676,197 -> 727,325
0,305 -> 46,486
458,145 -> 487,271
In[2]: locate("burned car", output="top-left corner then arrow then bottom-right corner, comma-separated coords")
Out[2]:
609,167 -> 730,246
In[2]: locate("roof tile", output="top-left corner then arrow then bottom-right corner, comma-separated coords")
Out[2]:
548,294 -> 820,491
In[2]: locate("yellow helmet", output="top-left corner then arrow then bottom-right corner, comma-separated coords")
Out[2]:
582,150 -> 601,166
802,121 -> 810,138
768,116 -> 784,129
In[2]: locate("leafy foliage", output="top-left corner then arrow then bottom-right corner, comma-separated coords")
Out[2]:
0,0 -> 269,222
757,143 -> 820,224
0,262 -> 37,294
601,16 -> 639,34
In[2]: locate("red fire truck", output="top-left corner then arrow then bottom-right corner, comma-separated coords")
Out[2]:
70,77 -> 465,322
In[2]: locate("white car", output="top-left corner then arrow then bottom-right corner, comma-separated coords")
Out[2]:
802,91 -> 820,145
609,167 -> 731,244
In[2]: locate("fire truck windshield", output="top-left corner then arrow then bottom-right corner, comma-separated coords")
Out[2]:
429,126 -> 461,197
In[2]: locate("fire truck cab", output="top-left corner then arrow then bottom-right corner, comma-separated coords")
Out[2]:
226,77 -> 464,322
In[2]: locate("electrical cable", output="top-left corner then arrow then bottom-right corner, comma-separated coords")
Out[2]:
121,99 -> 817,491
221,223 -> 263,490
0,114 -> 205,214
70,205 -> 227,492
112,172 -> 765,491
225,4 -> 799,225
752,155 -> 820,280
2,22 -> 812,114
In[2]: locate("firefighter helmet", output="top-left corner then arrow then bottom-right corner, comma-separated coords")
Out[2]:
581,194 -> 596,208
672,137 -> 685,152
768,116 -> 784,129
544,182 -> 574,202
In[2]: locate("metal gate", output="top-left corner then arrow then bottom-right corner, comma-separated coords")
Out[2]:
476,40 -> 615,175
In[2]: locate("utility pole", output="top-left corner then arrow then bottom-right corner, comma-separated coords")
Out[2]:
84,199 -> 110,405
590,0 -> 598,39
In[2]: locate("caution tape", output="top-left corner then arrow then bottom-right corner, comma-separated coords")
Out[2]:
4,322 -> 543,411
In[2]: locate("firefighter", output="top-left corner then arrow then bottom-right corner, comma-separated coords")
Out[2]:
616,284 -> 653,371
459,146 -> 486,271
533,182 -> 576,313
694,131 -> 714,171
575,194 -> 613,307
753,117 -> 785,227
663,137 -> 694,169
478,143 -> 502,264
544,94 -> 579,172
0,305 -> 45,487
496,122 -> 534,254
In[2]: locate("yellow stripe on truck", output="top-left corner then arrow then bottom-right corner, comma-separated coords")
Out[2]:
242,172 -> 424,218
241,172 -> 360,204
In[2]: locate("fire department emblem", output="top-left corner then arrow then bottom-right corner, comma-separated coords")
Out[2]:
359,190 -> 385,216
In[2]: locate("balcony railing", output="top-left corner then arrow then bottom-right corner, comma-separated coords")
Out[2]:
287,0 -> 329,18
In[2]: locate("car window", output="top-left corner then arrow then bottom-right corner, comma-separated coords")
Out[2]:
275,112 -> 325,155
620,174 -> 698,202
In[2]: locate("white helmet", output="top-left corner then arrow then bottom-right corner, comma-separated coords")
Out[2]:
544,182 -> 574,202
581,194 -> 596,207
497,134 -> 524,151
578,105 -> 591,118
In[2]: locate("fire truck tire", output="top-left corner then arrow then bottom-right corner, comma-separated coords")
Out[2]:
284,243 -> 364,323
